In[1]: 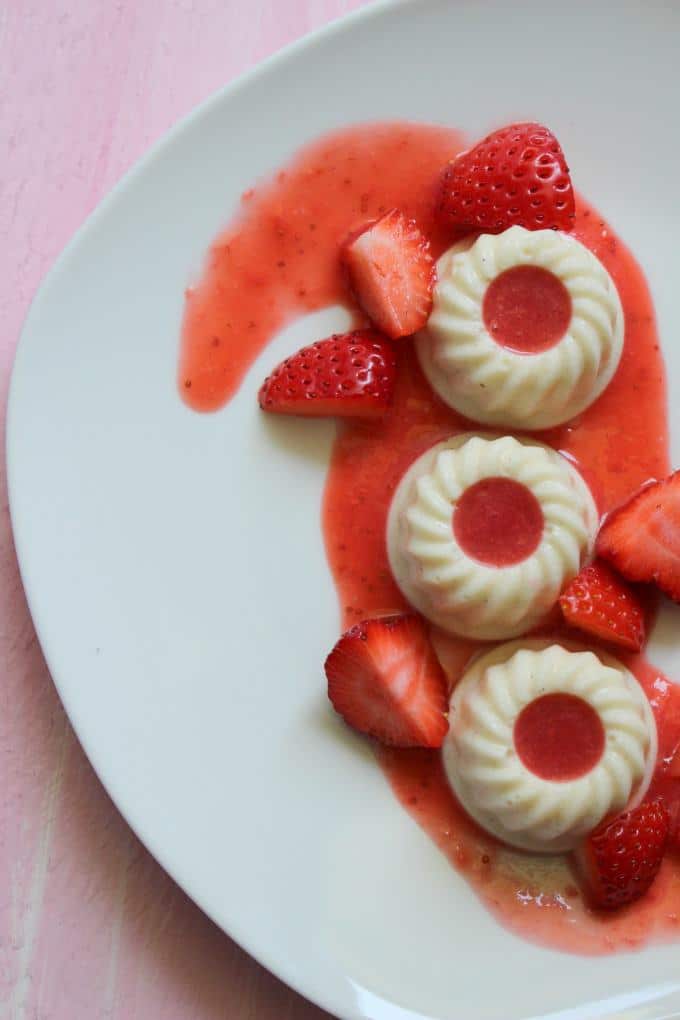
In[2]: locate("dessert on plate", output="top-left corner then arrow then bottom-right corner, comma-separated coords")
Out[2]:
417,226 -> 624,429
386,433 -> 598,640
179,118 -> 680,953
445,640 -> 655,853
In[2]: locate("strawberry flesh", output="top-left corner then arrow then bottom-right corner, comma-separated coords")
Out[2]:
342,209 -> 435,339
577,800 -> 670,909
325,614 -> 449,748
438,122 -> 575,234
597,472 -> 680,603
559,561 -> 646,652
258,329 -> 396,418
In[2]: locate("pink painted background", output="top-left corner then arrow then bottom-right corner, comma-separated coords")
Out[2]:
1,2 -> 369,1017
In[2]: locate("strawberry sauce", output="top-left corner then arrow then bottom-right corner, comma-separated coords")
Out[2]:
178,124 -> 458,411
380,652 -> 680,955
177,122 -> 680,954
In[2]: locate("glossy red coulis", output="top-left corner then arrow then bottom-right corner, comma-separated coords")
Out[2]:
483,265 -> 572,353
381,652 -> 680,955
178,122 -> 680,954
453,477 -> 544,566
178,124 -> 457,411
514,693 -> 605,781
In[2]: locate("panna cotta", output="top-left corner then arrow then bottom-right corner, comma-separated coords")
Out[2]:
387,434 -> 598,640
444,641 -> 656,853
416,226 -> 624,429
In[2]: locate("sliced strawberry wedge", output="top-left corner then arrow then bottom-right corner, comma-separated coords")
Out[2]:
596,472 -> 680,602
325,614 -> 449,748
438,122 -> 575,234
342,209 -> 435,339
559,561 -> 646,652
576,800 -> 670,909
258,329 -> 396,418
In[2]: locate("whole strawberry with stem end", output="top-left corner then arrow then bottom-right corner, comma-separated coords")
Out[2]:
438,122 -> 575,234
577,800 -> 670,910
258,329 -> 396,418
325,614 -> 449,748
597,471 -> 680,603
341,209 -> 435,339
559,561 -> 646,652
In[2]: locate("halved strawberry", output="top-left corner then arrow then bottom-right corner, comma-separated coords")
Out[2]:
341,209 -> 435,339
642,671 -> 680,778
596,472 -> 680,602
559,562 -> 645,652
258,329 -> 396,418
667,744 -> 680,780
649,721 -> 680,849
325,614 -> 449,748
438,122 -> 575,234
649,776 -> 680,848
576,800 -> 670,910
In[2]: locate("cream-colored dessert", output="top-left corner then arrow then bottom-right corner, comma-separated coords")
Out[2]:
387,434 -> 598,640
416,226 -> 624,429
444,641 -> 656,853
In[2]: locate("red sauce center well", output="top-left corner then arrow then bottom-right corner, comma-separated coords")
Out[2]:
453,477 -> 544,566
514,693 -> 606,781
483,265 -> 572,353
177,122 -> 677,956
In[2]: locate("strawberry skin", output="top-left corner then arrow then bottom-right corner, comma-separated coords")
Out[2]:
258,330 -> 396,418
597,472 -> 680,602
650,776 -> 680,849
559,561 -> 645,652
438,122 -> 575,234
577,800 -> 670,909
342,209 -> 435,339
325,614 -> 449,748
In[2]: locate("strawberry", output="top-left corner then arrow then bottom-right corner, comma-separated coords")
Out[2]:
325,614 -> 449,748
438,122 -> 575,234
649,739 -> 680,849
258,330 -> 396,418
666,745 -> 680,780
596,472 -> 680,602
341,209 -> 435,339
577,800 -> 670,909
559,561 -> 645,652
642,672 -> 680,778
649,776 -> 680,848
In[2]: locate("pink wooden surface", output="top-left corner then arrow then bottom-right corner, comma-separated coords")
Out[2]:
1,2 -> 369,1017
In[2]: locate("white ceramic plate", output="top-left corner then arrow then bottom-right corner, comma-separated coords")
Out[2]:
8,1 -> 680,1017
